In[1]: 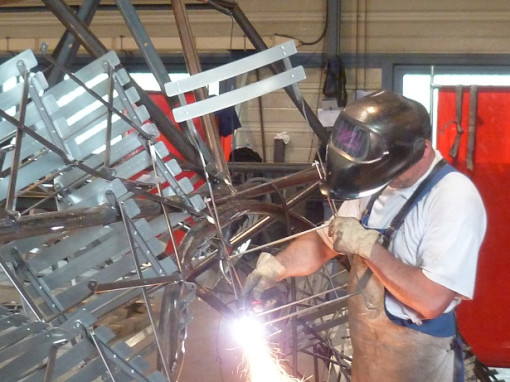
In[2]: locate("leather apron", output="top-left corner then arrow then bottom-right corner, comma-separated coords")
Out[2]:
347,251 -> 457,382
346,159 -> 461,381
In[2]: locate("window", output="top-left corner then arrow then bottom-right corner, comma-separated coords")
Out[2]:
131,72 -> 219,95
399,66 -> 510,146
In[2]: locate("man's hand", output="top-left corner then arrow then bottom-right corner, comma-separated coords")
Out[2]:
328,216 -> 380,259
242,252 -> 287,300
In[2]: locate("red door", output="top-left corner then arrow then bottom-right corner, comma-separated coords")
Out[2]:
436,87 -> 510,367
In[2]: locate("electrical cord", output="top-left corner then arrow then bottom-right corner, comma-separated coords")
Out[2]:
274,0 -> 328,47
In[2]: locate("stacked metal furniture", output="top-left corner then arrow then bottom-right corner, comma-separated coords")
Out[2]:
0,1 -> 355,381
0,48 -> 200,382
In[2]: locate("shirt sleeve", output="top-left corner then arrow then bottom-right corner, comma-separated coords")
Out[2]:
419,172 -> 487,299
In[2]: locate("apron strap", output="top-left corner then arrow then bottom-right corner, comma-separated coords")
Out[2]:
356,159 -> 459,336
384,296 -> 457,337
380,158 -> 454,248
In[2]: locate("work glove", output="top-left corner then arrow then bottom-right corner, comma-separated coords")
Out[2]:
242,252 -> 287,300
328,216 -> 380,259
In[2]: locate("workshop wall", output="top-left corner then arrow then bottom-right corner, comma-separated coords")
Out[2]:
1,0 -> 510,163
231,0 -> 510,163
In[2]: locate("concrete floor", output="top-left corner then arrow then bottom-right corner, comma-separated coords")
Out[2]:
1,275 -> 509,382
0,279 -> 325,381
179,298 -> 245,382
180,301 -> 510,382
179,298 -> 324,381
0,277 -> 250,381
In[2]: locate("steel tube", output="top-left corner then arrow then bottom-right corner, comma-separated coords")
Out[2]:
214,166 -> 321,203
171,0 -> 231,183
115,0 -> 214,166
211,0 -> 330,144
46,0 -> 100,86
0,200 -> 163,243
41,0 -> 199,164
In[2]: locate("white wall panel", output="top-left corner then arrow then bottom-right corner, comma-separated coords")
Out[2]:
2,1 -> 510,162
1,1 -> 510,54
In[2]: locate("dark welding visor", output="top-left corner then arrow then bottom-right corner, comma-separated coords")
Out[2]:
331,117 -> 389,164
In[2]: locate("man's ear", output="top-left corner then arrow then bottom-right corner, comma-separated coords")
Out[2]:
414,137 -> 427,157
422,139 -> 433,156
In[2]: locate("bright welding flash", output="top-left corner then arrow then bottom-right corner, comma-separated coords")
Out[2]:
231,315 -> 266,348
230,315 -> 302,382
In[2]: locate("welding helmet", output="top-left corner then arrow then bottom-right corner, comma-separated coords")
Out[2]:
324,90 -> 430,200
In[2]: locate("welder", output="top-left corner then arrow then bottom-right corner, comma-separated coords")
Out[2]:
242,90 -> 487,382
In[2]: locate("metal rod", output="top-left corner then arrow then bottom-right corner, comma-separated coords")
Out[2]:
46,0 -> 100,86
215,166 -> 321,204
171,0 -> 232,185
0,256 -> 45,321
118,202 -> 172,381
5,64 -> 30,214
41,0 -> 199,164
211,0 -> 330,144
232,224 -> 327,258
147,141 -> 184,273
256,283 -> 348,318
42,345 -> 59,382
0,201 -> 162,243
259,288 -> 352,326
88,329 -> 118,382
255,69 -> 267,161
89,275 -> 180,293
183,186 -> 317,282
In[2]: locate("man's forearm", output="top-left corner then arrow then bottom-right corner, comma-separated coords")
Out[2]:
276,231 -> 338,279
367,244 -> 456,319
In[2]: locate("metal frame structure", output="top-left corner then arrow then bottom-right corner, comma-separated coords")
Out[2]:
0,2 -> 362,382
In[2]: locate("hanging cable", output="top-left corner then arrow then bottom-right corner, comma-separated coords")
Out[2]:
274,0 -> 328,47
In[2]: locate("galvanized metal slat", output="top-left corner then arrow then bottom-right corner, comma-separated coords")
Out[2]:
0,327 -> 67,367
1,97 -> 146,179
53,246 -> 165,310
0,151 -> 67,201
21,335 -> 98,382
0,321 -> 48,351
0,342 -> 59,382
172,66 -> 306,122
0,312 -> 29,332
0,82 -> 25,111
164,40 -> 298,96
54,132 -> 145,191
0,49 -> 37,84
50,85 -> 142,140
28,225 -> 115,273
68,116 -> 147,162
41,224 -> 135,290
58,141 -> 169,208
44,51 -> 121,100
62,336 -> 142,382
45,67 -> 131,116
61,257 -> 177,318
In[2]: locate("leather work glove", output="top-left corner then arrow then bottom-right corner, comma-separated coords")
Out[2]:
328,216 -> 380,259
242,252 -> 287,300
